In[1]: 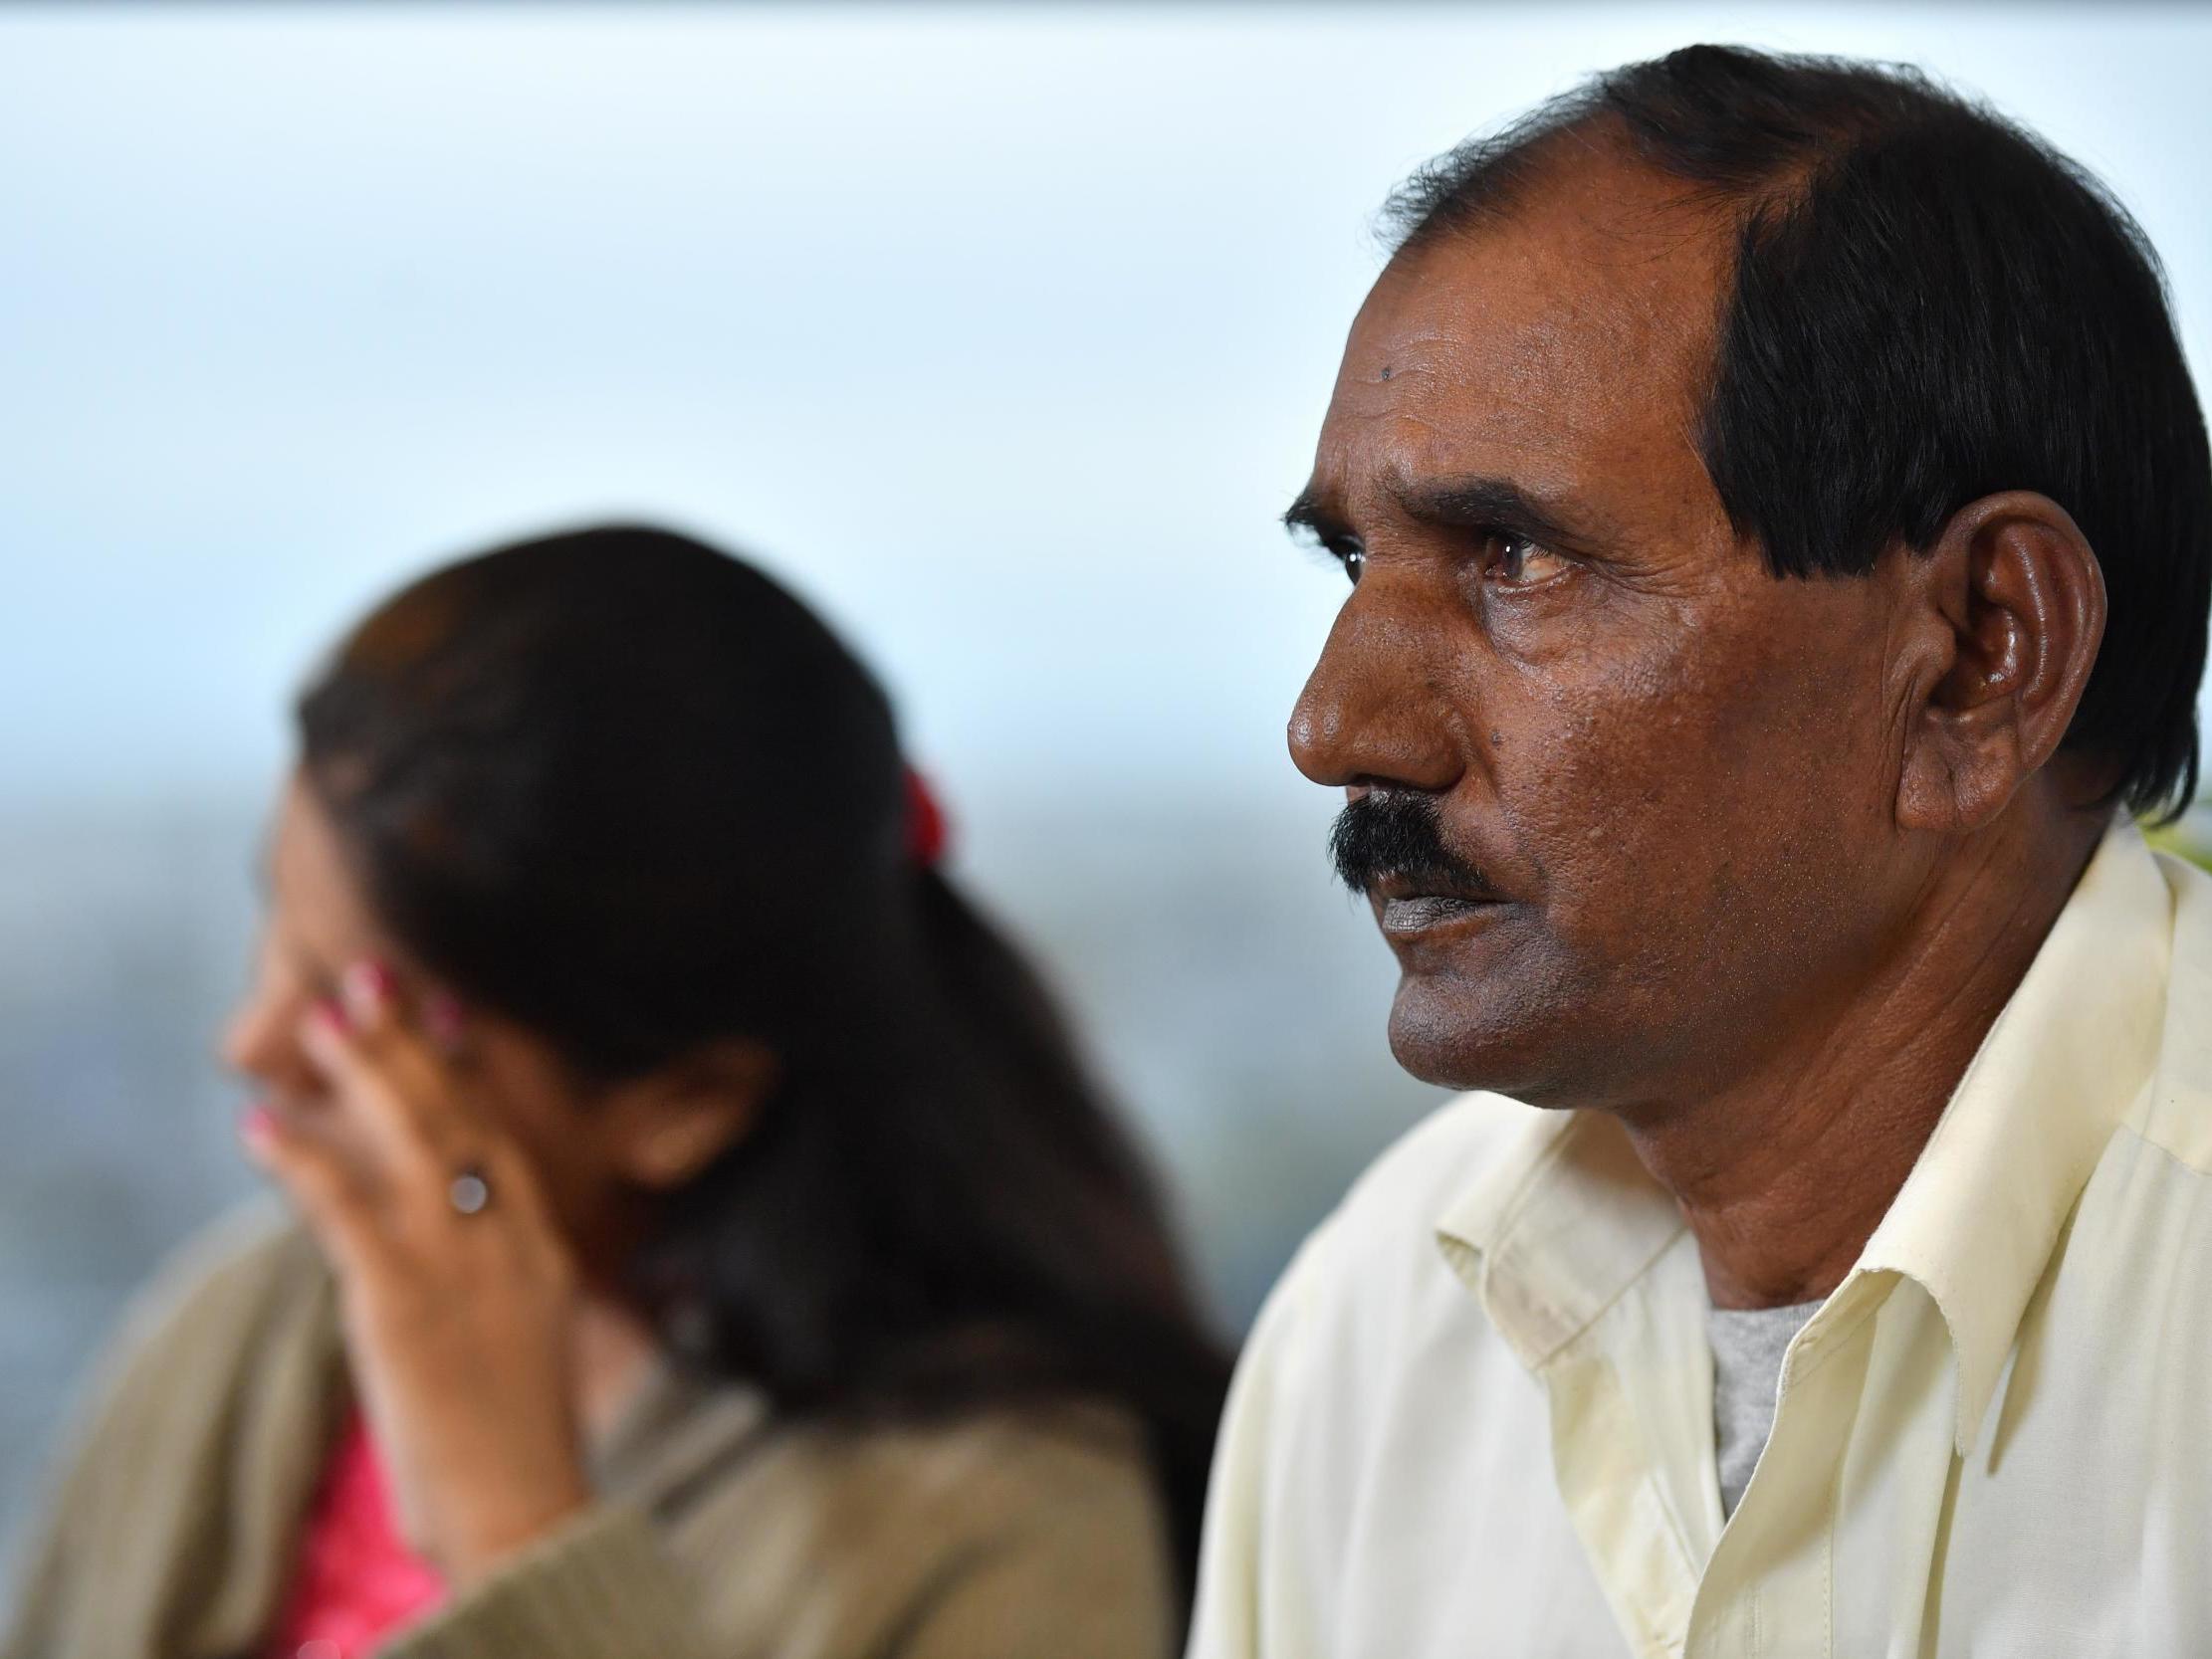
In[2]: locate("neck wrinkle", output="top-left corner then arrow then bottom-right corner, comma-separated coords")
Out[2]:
1621,812 -> 2103,1310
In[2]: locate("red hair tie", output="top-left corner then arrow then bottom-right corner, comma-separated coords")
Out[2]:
903,765 -> 950,868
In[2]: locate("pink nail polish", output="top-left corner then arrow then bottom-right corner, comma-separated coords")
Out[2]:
239,1104 -> 278,1144
423,990 -> 468,1048
311,997 -> 349,1035
341,959 -> 392,1021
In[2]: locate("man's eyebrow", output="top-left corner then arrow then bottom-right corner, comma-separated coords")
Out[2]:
1283,475 -> 1606,555
1393,475 -> 1589,550
1281,488 -> 1349,540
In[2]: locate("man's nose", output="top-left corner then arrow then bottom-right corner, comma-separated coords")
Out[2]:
1287,581 -> 1463,793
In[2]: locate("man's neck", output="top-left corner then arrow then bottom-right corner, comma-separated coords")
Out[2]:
1624,808 -> 2107,1310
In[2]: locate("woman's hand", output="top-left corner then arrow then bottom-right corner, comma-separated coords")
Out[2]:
243,960 -> 594,1588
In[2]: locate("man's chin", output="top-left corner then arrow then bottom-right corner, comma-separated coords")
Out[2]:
1384,970 -> 1574,1102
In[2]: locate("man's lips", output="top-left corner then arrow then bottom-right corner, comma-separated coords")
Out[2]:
1370,870 -> 1502,904
1369,872 -> 1508,937
1375,893 -> 1491,932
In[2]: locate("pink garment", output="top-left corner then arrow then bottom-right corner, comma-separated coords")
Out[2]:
262,1408 -> 447,1659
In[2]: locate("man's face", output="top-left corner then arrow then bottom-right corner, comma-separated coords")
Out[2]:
1290,153 -> 1931,1114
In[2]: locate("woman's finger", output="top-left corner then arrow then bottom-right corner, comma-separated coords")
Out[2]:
240,1104 -> 386,1275
344,960 -> 503,1140
302,962 -> 559,1237
298,977 -> 471,1182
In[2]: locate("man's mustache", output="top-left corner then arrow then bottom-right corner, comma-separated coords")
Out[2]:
1329,790 -> 1499,900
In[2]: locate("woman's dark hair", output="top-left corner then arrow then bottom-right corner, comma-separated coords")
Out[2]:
295,524 -> 1229,1609
1386,44 -> 2211,821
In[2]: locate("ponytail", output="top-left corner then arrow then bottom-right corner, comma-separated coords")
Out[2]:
907,866 -> 1228,1611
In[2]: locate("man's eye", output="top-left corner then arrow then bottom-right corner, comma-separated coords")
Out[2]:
1487,533 -> 1566,586
1339,544 -> 1366,585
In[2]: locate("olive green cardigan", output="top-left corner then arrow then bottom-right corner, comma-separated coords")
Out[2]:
2,1203 -> 1179,1659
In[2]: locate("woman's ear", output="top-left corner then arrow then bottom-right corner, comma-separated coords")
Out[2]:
1895,491 -> 2107,835
596,1039 -> 779,1190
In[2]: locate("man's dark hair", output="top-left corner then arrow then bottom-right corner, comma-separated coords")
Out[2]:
1386,44 -> 2211,820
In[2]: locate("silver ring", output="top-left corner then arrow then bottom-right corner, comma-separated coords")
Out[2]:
448,1166 -> 492,1216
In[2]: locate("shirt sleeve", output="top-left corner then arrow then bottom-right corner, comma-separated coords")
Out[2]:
0,1202 -> 310,1659
374,1504 -> 717,1659
886,1497 -> 1178,1659
378,1443 -> 1180,1659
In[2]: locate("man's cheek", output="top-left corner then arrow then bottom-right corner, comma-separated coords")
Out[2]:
1527,711 -> 1748,939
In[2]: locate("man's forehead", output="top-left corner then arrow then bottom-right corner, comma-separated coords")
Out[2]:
1313,157 -> 1727,507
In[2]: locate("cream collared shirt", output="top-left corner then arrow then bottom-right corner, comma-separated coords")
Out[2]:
1190,822 -> 2212,1658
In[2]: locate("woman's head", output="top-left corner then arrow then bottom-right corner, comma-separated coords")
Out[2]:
229,527 -> 915,1260
223,524 -> 1227,1598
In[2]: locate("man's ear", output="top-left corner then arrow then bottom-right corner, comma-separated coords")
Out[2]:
1895,491 -> 2106,835
595,1038 -> 778,1190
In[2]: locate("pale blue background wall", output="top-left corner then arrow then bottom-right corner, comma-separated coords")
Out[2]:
4,2 -> 2208,1526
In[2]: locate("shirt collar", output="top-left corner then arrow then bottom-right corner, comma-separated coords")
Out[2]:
1435,1106 -> 1685,1373
1437,820 -> 2173,1450
1856,818 -> 2171,1452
